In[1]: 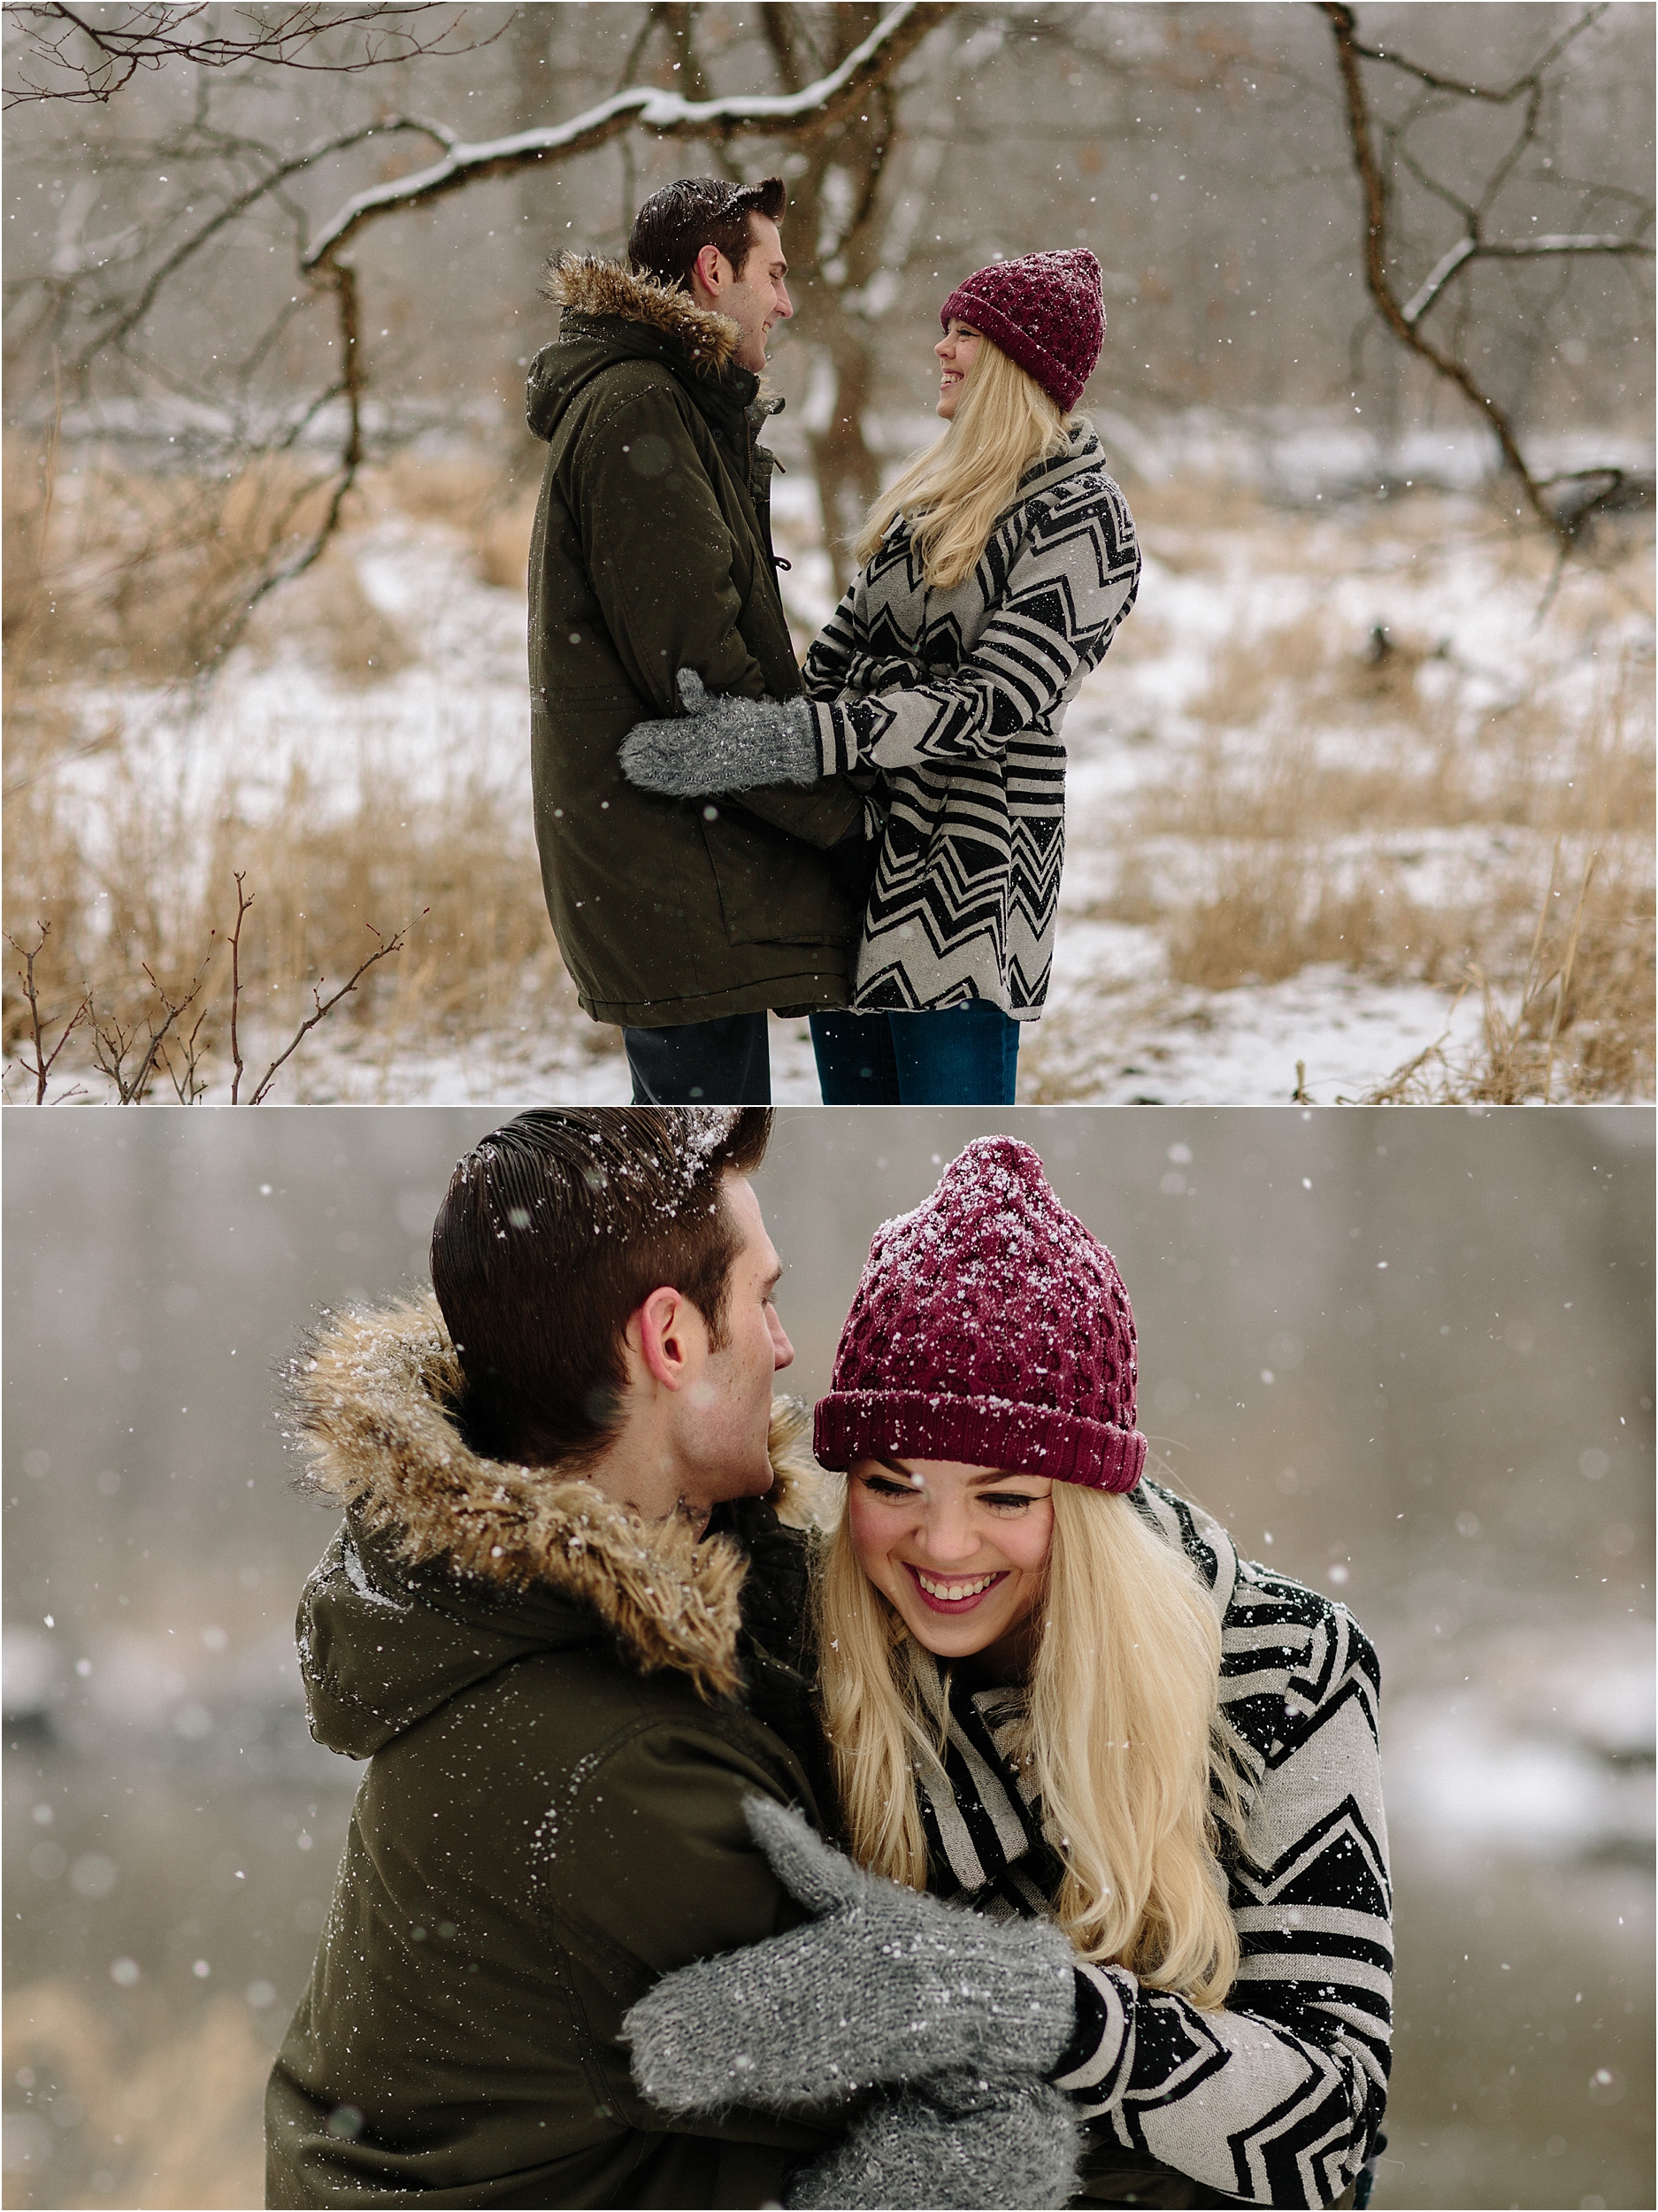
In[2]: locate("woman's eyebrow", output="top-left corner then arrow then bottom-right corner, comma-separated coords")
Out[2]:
875,1456 -> 925,1483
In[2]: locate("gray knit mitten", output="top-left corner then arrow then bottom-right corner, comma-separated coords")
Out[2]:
624,1796 -> 1077,2114
619,667 -> 820,796
787,2078 -> 1083,2211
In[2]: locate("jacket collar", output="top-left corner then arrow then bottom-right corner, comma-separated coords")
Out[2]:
542,251 -> 743,380
287,1294 -> 816,1701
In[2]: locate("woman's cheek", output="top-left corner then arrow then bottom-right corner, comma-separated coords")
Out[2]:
844,1486 -> 892,1581
1003,1502 -> 1056,1577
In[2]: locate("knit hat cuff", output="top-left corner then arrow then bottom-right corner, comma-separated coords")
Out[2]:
939,287 -> 1093,412
813,1390 -> 1146,1494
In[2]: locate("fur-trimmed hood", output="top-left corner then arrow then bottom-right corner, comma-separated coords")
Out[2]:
541,250 -> 741,374
286,1294 -> 821,1756
526,251 -> 759,449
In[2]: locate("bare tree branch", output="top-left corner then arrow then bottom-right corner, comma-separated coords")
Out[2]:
1317,1 -> 1654,544
4,4 -> 500,109
301,2 -> 956,270
1402,232 -> 1654,329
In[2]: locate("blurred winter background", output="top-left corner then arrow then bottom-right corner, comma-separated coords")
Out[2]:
4,2 -> 1653,1105
4,1104 -> 1653,2208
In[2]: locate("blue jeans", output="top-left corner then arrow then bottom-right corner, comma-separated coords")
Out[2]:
809,1003 -> 1022,1105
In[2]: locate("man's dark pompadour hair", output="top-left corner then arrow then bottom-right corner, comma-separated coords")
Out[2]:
430,1108 -> 771,1468
627,174 -> 786,295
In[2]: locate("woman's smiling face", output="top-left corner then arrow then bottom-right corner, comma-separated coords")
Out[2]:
933,319 -> 982,418
845,1455 -> 1055,1676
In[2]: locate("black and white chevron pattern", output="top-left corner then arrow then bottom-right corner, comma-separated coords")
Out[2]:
906,1479 -> 1392,2208
801,425 -> 1140,1017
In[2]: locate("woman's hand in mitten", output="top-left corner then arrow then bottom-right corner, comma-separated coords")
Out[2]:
619,668 -> 821,795
623,1796 -> 1077,2116
786,2078 -> 1083,2212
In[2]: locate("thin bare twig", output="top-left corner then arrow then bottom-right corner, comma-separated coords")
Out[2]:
227,872 -> 253,1103
88,954 -> 213,1103
5,5 -> 499,109
246,925 -> 406,1103
6,924 -> 91,1102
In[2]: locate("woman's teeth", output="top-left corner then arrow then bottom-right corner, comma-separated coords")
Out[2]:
916,1570 -> 997,1601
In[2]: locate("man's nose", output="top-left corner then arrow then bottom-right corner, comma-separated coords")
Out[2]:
775,281 -> 794,319
768,1309 -> 794,1370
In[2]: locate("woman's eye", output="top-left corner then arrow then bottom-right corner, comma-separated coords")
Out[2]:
864,1475 -> 915,1501
983,1494 -> 1038,1513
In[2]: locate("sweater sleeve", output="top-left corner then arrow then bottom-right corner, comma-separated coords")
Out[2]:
804,473 -> 1140,773
1051,1601 -> 1392,2208
801,579 -> 863,701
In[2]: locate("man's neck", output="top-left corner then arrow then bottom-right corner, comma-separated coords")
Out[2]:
580,1412 -> 687,1528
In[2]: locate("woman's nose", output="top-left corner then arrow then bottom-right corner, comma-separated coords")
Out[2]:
917,1504 -> 978,1563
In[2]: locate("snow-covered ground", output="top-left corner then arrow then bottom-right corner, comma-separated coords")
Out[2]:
12,425 -> 1651,1103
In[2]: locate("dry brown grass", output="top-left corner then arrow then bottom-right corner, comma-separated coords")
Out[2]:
373,451 -> 537,591
4,444 -> 615,1100
1161,850 -> 1454,991
1132,630 -> 1654,842
4,434 -> 348,695
1046,470 -> 1655,1099
4,1978 -> 265,2208
1363,855 -> 1654,1102
4,751 -> 593,1101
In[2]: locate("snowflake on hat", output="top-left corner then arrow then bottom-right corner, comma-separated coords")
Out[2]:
814,1136 -> 1146,1492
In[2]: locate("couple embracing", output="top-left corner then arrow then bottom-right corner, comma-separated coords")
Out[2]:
527,175 -> 1140,1107
266,1110 -> 1392,2208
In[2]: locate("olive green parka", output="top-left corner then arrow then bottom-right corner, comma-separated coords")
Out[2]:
265,1297 -> 835,2209
526,255 -> 864,1027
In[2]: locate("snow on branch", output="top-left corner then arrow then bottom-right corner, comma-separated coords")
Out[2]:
1318,0 -> 1655,549
1403,233 -> 1656,328
301,0 -> 954,269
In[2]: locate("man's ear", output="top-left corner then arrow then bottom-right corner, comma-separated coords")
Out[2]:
629,1285 -> 707,1392
691,241 -> 726,299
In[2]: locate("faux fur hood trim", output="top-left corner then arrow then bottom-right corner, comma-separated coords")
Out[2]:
541,251 -> 740,377
286,1294 -> 819,1702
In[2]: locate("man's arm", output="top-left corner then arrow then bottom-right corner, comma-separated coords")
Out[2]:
538,1713 -> 839,2156
567,379 -> 864,849
564,380 -> 771,718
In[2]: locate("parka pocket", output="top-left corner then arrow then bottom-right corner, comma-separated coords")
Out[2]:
696,803 -> 856,949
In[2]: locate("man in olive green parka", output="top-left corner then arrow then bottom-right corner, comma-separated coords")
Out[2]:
265,1110 -> 840,2208
527,178 -> 867,1104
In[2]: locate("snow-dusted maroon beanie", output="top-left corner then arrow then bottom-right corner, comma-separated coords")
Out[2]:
940,249 -> 1105,413
813,1137 -> 1146,1492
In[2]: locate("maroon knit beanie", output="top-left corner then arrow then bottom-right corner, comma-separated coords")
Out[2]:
940,249 -> 1105,413
813,1137 -> 1146,1492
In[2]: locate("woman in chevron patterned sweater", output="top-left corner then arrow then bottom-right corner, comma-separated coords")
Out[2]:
621,249 -> 1140,1106
626,1139 -> 1392,2211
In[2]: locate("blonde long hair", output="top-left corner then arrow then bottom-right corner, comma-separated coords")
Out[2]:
813,1479 -> 1244,2008
852,337 -> 1075,591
